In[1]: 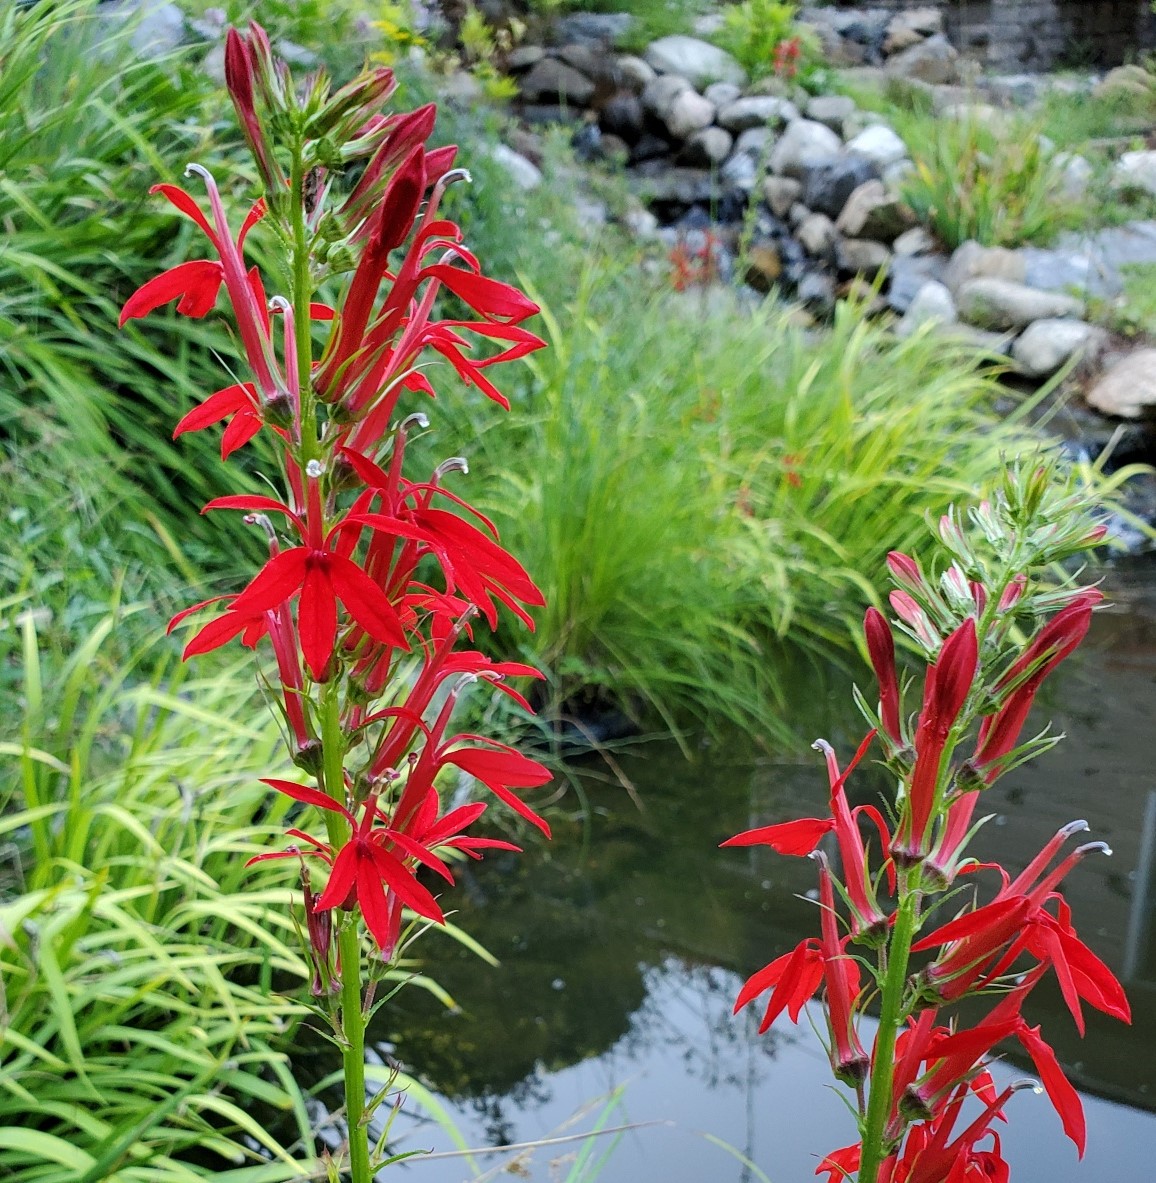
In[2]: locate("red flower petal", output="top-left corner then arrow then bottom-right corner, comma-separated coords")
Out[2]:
173,383 -> 255,437
721,817 -> 835,855
298,563 -> 338,680
260,777 -> 354,822
119,260 -> 224,325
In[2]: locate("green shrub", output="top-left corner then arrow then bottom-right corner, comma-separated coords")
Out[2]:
712,0 -> 819,84
896,111 -> 1076,248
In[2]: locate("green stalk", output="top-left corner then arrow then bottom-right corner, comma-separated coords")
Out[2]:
857,880 -> 920,1183
319,684 -> 372,1182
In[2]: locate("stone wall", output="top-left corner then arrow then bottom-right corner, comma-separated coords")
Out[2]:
950,0 -> 1155,71
825,1 -> 1156,70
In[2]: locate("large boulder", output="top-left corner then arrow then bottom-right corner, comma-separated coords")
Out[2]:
955,278 -> 1084,330
642,73 -> 693,121
599,91 -> 645,141
764,175 -> 803,217
845,125 -> 909,171
805,94 -> 858,134
555,12 -> 637,47
885,34 -> 959,85
838,238 -> 891,279
769,119 -> 843,178
835,179 -> 916,241
1085,350 -> 1156,418
1011,318 -> 1105,379
884,7 -> 943,54
943,241 -> 1026,294
665,89 -> 716,139
683,126 -> 733,166
644,35 -> 746,89
802,155 -> 879,219
896,279 -> 956,338
1113,151 -> 1156,198
717,95 -> 799,132
519,58 -> 596,105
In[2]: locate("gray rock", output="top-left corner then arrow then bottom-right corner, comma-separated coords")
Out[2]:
124,0 -> 186,57
1053,153 -> 1093,202
838,238 -> 891,279
635,166 -> 716,207
717,95 -> 799,132
940,102 -> 1004,129
888,253 -> 950,312
644,35 -> 746,89
797,268 -> 837,313
1113,151 -> 1156,198
665,89 -> 716,140
788,202 -> 810,230
519,58 -> 596,106
683,126 -> 733,166
769,119 -> 843,179
642,73 -> 693,121
835,179 -> 915,241
885,34 -> 959,85
845,125 -> 909,170
805,94 -> 858,135
599,92 -> 645,142
1020,244 -> 1122,301
704,81 -> 742,108
555,12 -> 636,47
896,280 -> 956,337
956,278 -> 1085,331
938,324 -> 1015,355
803,155 -> 879,219
893,226 -> 936,257
884,8 -> 943,54
943,241 -> 1026,294
489,144 -> 542,190
764,175 -> 803,217
557,43 -> 607,79
616,54 -> 657,91
982,73 -> 1045,106
440,70 -> 486,106
720,151 -> 759,192
622,206 -> 659,238
1085,350 -> 1156,418
797,212 -> 838,257
574,196 -> 609,231
507,45 -> 546,71
734,127 -> 773,158
1011,318 -> 1106,379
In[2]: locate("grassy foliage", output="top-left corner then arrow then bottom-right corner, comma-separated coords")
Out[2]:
894,111 -> 1076,249
0,616 -> 317,1179
431,230 -> 1051,734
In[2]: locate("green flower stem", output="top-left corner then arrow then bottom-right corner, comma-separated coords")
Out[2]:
318,683 -> 372,1181
858,880 -> 921,1183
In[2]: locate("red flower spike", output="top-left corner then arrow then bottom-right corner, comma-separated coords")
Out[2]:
896,617 -> 977,861
865,607 -> 902,744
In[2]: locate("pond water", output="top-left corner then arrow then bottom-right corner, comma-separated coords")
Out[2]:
345,557 -> 1156,1182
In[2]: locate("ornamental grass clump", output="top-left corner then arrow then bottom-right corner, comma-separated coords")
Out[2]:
120,23 -> 552,1177
723,463 -> 1130,1183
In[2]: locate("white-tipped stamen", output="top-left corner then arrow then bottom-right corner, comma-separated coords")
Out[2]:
306,459 -> 324,479
1061,819 -> 1090,839
1076,841 -> 1112,858
243,513 -> 278,545
185,162 -> 212,183
434,456 -> 468,481
269,295 -> 293,315
400,412 -> 430,433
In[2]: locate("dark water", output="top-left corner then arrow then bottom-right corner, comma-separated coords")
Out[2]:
363,558 -> 1156,1182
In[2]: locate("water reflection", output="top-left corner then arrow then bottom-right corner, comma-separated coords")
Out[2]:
373,558 -> 1156,1181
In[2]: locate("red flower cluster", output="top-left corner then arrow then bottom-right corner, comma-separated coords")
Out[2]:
722,489 -> 1127,1183
773,36 -> 802,79
121,24 -> 551,960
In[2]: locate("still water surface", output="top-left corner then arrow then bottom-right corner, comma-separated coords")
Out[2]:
369,558 -> 1156,1182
